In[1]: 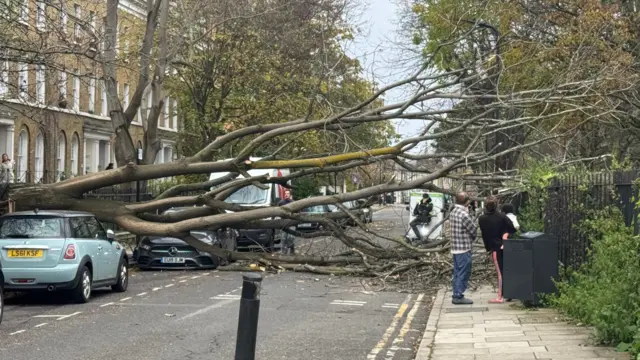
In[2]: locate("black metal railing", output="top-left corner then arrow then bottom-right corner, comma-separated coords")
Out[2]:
544,170 -> 639,270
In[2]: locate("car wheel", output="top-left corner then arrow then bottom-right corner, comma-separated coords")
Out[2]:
112,258 -> 129,293
71,266 -> 92,304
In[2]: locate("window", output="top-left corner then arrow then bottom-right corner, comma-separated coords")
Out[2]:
146,92 -> 152,117
89,11 -> 95,31
36,1 -> 46,30
35,133 -> 44,183
73,4 -> 81,42
70,133 -> 79,176
123,83 -> 129,108
60,4 -> 68,33
57,133 -> 66,181
0,61 -> 9,97
101,80 -> 107,115
19,0 -> 28,24
36,65 -> 46,103
100,24 -> 105,51
0,216 -> 64,239
88,78 -> 95,113
59,71 -> 67,98
172,99 -> 178,130
69,217 -> 91,238
72,70 -> 79,111
18,63 -> 27,99
224,185 -> 269,205
17,129 -> 28,182
163,97 -> 169,128
83,217 -> 106,239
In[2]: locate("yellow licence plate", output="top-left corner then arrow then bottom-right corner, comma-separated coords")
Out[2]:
8,249 -> 44,258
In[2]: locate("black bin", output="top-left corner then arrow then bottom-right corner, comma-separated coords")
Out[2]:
503,231 -> 559,305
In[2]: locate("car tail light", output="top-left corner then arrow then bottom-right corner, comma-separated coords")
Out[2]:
64,244 -> 76,260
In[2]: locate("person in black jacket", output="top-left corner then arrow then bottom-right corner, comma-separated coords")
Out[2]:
478,196 -> 517,303
409,194 -> 434,241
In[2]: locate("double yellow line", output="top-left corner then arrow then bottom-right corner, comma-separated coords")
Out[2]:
367,293 -> 424,359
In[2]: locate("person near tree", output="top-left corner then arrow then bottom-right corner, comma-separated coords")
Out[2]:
278,189 -> 295,254
409,193 -> 434,241
478,197 -> 517,304
450,192 -> 477,305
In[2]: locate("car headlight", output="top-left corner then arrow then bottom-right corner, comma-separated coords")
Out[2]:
140,244 -> 151,251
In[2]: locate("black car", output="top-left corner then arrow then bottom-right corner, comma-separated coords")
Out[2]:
134,230 -> 234,270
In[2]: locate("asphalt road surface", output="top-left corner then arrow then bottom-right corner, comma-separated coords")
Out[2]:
0,206 -> 430,360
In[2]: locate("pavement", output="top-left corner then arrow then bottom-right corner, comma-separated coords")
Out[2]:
414,286 -> 630,360
0,206 -> 432,360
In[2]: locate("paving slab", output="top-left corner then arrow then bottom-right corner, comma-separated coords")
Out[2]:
414,286 -> 631,360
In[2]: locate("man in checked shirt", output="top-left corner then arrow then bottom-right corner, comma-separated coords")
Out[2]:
450,192 -> 477,304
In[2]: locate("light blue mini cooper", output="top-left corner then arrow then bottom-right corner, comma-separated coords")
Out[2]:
0,210 -> 129,303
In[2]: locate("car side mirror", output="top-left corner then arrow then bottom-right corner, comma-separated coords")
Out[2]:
106,229 -> 115,240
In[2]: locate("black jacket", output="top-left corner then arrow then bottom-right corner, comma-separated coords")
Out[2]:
478,211 -> 517,252
413,201 -> 433,220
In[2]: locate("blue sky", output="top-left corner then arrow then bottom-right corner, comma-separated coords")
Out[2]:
345,0 -> 428,142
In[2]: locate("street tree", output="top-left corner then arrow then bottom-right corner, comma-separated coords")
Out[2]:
0,0 -> 637,275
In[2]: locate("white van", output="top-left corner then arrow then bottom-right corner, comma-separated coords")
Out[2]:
209,158 -> 291,251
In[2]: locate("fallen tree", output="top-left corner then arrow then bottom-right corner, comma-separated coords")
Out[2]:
1,0 -> 635,278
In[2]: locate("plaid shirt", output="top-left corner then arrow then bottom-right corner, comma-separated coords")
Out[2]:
450,204 -> 477,253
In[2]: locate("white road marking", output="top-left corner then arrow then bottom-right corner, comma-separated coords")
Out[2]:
56,312 -> 82,320
202,272 -> 210,276
34,323 -> 48,328
34,312 -> 82,321
10,330 -> 26,335
330,300 -> 367,306
152,287 -> 162,291
382,303 -> 400,309
100,302 -> 114,308
164,284 -> 174,288
120,297 -> 132,302
190,275 -> 200,279
180,299 -> 237,320
137,292 -> 147,296
212,294 -> 241,300
230,288 -> 239,292
367,295 -> 412,359
179,280 -> 187,283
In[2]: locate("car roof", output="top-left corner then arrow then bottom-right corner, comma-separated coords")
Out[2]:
1,210 -> 95,218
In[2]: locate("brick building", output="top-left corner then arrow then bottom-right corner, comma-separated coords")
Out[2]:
0,0 -> 178,183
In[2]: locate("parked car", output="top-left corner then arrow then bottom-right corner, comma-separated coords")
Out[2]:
134,230 -> 233,270
296,204 -> 353,232
342,200 -> 373,225
0,262 -> 4,325
0,210 -> 129,303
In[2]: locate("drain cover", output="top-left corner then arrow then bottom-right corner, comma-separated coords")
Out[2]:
444,307 -> 489,313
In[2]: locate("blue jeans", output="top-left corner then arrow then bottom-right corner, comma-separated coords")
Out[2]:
452,252 -> 472,298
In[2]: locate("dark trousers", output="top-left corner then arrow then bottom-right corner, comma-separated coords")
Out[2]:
452,252 -> 472,298
491,249 -> 504,298
410,217 -> 431,240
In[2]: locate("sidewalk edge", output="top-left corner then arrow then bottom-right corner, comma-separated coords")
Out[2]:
414,287 -> 446,360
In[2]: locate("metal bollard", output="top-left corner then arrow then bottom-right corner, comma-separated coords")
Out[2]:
234,273 -> 263,360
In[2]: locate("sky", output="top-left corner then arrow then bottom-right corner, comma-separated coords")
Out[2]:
344,0 -> 429,143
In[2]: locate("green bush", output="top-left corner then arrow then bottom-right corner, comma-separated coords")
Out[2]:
550,208 -> 640,356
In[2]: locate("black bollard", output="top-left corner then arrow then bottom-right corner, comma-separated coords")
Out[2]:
234,273 -> 263,360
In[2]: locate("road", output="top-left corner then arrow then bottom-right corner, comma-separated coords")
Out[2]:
0,205 -> 430,360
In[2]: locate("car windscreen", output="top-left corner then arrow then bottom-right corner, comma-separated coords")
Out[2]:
224,185 -> 269,205
302,205 -> 326,213
0,216 -> 64,239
